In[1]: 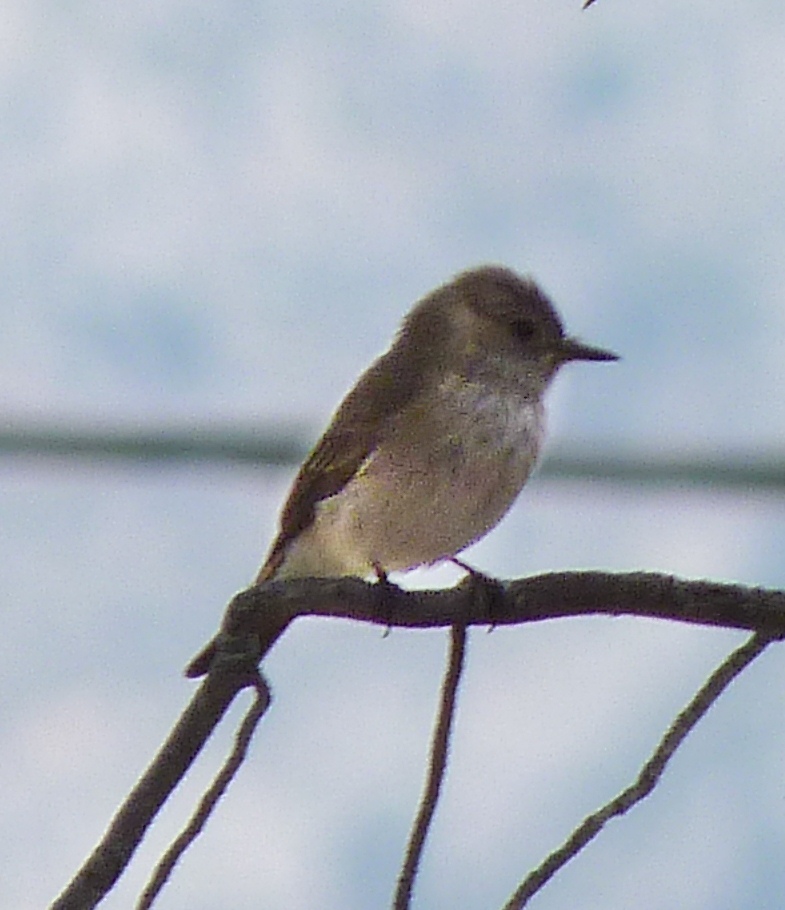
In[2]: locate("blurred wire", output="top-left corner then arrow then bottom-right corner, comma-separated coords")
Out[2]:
0,423 -> 782,491
0,423 -> 303,467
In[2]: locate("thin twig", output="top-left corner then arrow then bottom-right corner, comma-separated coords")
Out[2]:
501,630 -> 776,910
136,678 -> 270,909
50,643 -> 264,910
393,624 -> 468,910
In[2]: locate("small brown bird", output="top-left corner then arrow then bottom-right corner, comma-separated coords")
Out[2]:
186,265 -> 617,677
256,265 -> 617,584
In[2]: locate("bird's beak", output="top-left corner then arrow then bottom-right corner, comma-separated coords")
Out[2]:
559,337 -> 620,363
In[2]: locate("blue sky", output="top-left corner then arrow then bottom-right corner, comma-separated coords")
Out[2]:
4,1 -> 785,909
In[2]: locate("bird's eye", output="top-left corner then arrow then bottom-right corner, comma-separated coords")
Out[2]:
512,318 -> 536,342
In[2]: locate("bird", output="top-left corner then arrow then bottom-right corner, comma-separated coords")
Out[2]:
255,265 -> 618,585
186,265 -> 617,677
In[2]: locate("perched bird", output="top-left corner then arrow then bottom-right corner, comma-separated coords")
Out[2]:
257,265 -> 617,584
186,265 -> 617,677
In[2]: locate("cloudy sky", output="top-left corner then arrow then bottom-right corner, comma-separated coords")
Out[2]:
4,1 -> 785,908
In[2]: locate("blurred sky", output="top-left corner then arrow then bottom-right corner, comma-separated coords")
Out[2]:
4,1 -> 785,909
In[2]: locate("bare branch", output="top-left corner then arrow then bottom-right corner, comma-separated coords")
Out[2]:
50,635 -> 264,910
500,630 -> 777,910
186,571 -> 785,678
394,624 -> 468,910
51,571 -> 785,910
136,678 -> 270,910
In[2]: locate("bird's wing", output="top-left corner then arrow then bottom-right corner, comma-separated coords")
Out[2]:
257,345 -> 423,580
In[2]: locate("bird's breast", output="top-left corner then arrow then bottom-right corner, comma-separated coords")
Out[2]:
319,375 -> 545,572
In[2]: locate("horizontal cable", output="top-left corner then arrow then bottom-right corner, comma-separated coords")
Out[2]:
0,423 -> 780,491
0,423 -> 303,466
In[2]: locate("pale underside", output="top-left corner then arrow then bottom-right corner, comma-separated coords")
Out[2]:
273,374 -> 545,579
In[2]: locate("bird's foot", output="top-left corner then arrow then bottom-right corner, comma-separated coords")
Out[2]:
373,563 -> 402,636
450,558 -> 506,629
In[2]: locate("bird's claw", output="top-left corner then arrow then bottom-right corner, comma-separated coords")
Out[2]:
451,558 -> 507,629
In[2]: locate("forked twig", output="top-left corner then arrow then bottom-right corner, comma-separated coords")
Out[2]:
136,678 -> 270,909
50,648 -> 265,910
51,574 -> 785,910
393,624 -> 468,910
501,630 -> 776,910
